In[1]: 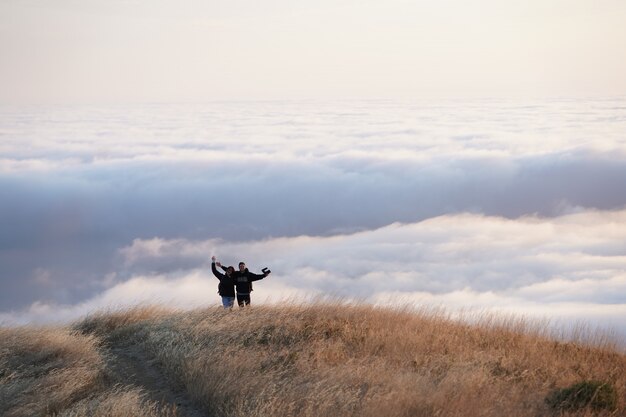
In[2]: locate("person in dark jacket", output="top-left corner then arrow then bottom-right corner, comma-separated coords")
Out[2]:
222,261 -> 270,307
211,256 -> 236,309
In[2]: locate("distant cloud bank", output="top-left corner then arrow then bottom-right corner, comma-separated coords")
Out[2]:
1,100 -> 625,339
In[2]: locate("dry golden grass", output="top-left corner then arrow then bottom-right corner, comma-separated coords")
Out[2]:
2,302 -> 625,416
54,388 -> 177,417
0,326 -> 104,416
0,319 -> 178,417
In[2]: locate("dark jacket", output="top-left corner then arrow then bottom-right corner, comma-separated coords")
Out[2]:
228,268 -> 267,295
211,262 -> 236,297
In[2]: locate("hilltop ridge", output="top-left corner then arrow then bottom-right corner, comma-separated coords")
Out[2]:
1,303 -> 624,416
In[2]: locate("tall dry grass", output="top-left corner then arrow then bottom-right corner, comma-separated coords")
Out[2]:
0,326 -> 103,416
73,302 -> 626,417
0,321 -> 176,417
2,302 -> 624,416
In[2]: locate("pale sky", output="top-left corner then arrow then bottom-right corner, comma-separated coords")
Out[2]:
1,0 -> 626,103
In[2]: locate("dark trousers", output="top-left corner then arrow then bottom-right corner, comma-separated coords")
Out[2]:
237,294 -> 251,307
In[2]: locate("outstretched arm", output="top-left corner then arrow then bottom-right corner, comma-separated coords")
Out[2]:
247,270 -> 270,282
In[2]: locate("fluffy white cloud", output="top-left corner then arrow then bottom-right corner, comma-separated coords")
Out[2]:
0,272 -> 317,325
98,210 -> 626,339
3,208 -> 625,344
1,100 -> 626,165
118,210 -> 626,300
0,273 -> 213,325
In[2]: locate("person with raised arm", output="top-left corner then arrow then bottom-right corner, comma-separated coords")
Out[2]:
211,256 -> 236,309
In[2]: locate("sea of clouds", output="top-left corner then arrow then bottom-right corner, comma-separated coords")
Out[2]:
1,99 -> 625,340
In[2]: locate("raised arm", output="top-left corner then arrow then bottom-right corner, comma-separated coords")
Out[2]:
211,257 -> 225,280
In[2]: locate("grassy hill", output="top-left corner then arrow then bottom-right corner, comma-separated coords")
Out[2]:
1,302 -> 624,417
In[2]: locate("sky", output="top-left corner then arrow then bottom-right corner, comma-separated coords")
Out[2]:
1,2 -> 626,342
1,0 -> 626,103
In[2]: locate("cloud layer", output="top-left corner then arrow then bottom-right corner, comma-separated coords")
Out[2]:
1,100 -> 625,340
3,211 -> 626,339
116,210 -> 626,303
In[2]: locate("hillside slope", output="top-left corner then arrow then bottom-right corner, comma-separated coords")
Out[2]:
1,303 -> 624,416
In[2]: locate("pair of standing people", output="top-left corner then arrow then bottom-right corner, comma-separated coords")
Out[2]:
211,256 -> 270,308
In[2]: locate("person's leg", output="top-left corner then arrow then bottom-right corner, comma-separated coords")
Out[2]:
236,294 -> 246,307
222,296 -> 235,309
240,295 -> 250,307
